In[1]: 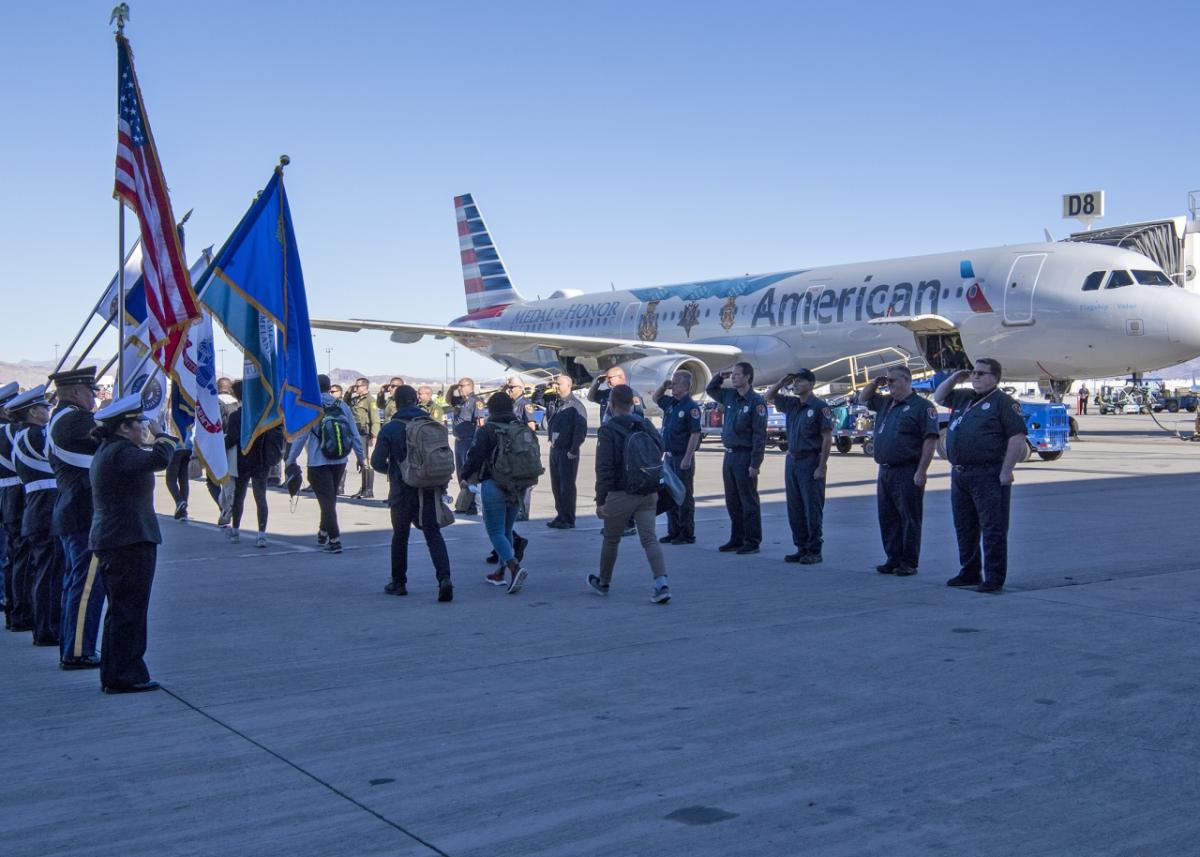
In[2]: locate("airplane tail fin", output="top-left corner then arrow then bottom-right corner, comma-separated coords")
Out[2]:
455,193 -> 524,314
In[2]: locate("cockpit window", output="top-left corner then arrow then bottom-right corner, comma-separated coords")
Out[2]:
1133,269 -> 1173,287
1105,270 -> 1133,289
1081,271 -> 1105,291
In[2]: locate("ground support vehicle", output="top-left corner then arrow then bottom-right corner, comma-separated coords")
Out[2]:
831,404 -> 875,455
700,400 -> 788,450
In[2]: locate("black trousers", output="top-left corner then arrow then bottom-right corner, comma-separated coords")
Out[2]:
785,454 -> 825,554
950,466 -> 1011,585
3,522 -> 31,628
549,448 -> 579,524
721,450 -> 761,547
96,542 -> 157,690
166,448 -> 191,506
308,464 -> 347,539
232,468 -> 269,531
664,454 -> 695,540
28,533 -> 64,644
877,464 -> 925,569
390,487 -> 451,585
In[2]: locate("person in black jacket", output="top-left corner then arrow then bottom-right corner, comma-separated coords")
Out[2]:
590,385 -> 671,604
460,392 -> 528,594
225,380 -> 283,548
48,367 -> 103,669
546,374 -> 587,528
89,394 -> 178,694
371,385 -> 453,602
0,380 -> 19,627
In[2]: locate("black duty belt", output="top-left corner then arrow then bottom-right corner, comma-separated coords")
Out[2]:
951,463 -> 1001,472
723,446 -> 752,453
879,461 -> 919,468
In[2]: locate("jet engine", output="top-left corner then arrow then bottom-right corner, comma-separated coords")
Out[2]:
613,354 -> 712,400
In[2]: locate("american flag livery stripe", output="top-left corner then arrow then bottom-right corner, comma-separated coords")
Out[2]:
453,193 -> 521,313
113,35 -> 199,370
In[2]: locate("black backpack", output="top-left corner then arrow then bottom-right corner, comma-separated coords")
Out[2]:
317,402 -> 354,459
610,420 -> 663,495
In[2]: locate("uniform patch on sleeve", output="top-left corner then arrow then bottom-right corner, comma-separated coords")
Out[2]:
928,407 -> 937,419
822,407 -> 832,418
1012,403 -> 1023,415
756,404 -> 766,415
691,408 -> 700,419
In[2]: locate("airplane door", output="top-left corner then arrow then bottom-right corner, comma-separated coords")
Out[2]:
620,303 -> 641,339
801,285 -> 825,335
1003,254 -> 1046,325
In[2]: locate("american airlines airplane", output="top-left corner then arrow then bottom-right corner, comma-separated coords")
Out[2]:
312,194 -> 1200,398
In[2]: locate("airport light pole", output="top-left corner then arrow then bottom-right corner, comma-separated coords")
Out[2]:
325,347 -> 333,376
218,348 -> 225,376
444,352 -> 449,390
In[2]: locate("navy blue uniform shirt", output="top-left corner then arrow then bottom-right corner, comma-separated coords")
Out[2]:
774,393 -> 833,457
655,393 -> 702,456
867,392 -> 939,466
449,392 -> 486,441
705,376 -> 768,469
944,389 -> 1027,466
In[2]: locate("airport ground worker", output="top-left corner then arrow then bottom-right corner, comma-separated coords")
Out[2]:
767,368 -> 833,564
47,367 -> 105,669
89,393 -> 178,694
652,370 -> 701,545
933,359 -> 1027,594
858,365 -> 938,576
706,362 -> 767,555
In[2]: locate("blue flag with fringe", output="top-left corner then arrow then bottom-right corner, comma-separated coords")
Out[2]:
196,168 -> 321,449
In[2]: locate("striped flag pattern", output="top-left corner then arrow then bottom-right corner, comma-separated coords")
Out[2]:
455,193 -> 521,313
113,35 -> 199,370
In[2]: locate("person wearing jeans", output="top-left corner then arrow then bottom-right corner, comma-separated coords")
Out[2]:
590,384 -> 670,604
460,392 -> 528,594
285,374 -> 364,554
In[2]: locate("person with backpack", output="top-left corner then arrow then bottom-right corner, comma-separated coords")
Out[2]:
371,385 -> 454,602
225,380 -> 286,549
590,384 -> 671,604
285,374 -> 364,554
460,392 -> 543,594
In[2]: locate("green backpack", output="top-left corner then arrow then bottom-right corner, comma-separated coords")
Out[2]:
490,422 -> 544,493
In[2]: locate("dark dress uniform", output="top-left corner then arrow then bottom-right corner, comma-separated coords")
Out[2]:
944,388 -> 1027,588
0,419 -> 32,631
547,393 -> 588,527
0,382 -> 15,621
448,391 -> 486,514
655,392 -> 702,542
89,419 -> 177,692
774,393 -> 834,559
866,391 -> 939,573
14,422 -> 65,646
371,405 -> 453,595
705,376 -> 768,551
49,402 -> 104,664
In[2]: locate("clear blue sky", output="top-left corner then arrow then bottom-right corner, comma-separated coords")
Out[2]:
4,1 -> 1197,385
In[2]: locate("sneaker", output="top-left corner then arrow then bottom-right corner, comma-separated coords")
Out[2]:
256,535 -> 268,549
384,581 -> 408,596
893,564 -> 917,577
326,540 -> 343,554
438,580 -> 454,602
173,501 -> 187,521
622,526 -> 637,537
229,529 -> 240,544
786,552 -> 806,563
736,544 -> 760,555
718,542 -> 743,552
507,565 -> 527,595
317,530 -> 328,546
514,533 -> 529,561
485,568 -> 508,586
217,509 -> 232,528
947,574 -> 981,587
798,553 -> 822,564
976,580 -> 1004,594
587,574 -> 609,595
651,585 -> 671,604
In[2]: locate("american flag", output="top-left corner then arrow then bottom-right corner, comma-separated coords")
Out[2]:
113,35 -> 199,371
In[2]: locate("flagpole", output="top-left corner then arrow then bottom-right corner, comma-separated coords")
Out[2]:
112,5 -> 129,395
71,308 -> 119,371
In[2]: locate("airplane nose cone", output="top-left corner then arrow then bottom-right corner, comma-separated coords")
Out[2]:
1167,293 -> 1200,354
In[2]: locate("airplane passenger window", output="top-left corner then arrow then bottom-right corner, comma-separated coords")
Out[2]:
1105,270 -> 1133,289
1133,270 -> 1173,287
1081,271 -> 1105,291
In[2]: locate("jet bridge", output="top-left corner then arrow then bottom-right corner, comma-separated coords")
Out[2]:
1064,201 -> 1200,293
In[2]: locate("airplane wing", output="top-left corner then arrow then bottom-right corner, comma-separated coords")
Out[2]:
309,317 -> 742,359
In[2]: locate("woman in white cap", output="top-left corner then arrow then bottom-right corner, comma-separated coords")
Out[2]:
89,394 -> 178,694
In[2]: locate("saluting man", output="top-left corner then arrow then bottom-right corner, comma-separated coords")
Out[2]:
48,368 -> 104,669
10,385 -> 64,647
933,359 -> 1027,594
858,366 -> 938,577
652,370 -> 702,545
706,362 -> 767,555
767,368 -> 833,564
447,377 -> 487,515
89,394 -> 178,693
0,381 -> 23,629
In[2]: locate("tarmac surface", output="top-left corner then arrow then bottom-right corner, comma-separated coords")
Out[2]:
2,411 -> 1199,856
